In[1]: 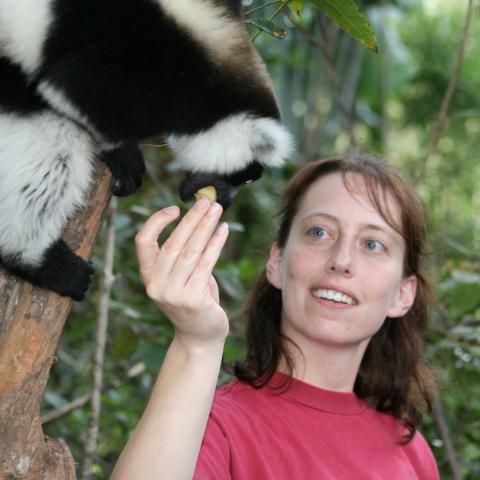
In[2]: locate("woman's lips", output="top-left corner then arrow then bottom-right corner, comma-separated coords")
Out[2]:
311,294 -> 358,309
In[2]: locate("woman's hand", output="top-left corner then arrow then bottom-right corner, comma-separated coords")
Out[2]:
135,198 -> 230,350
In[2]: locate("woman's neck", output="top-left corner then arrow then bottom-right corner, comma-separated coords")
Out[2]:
277,335 -> 370,393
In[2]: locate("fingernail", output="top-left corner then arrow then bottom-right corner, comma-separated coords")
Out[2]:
207,202 -> 222,217
195,197 -> 210,211
162,205 -> 179,215
219,222 -> 229,233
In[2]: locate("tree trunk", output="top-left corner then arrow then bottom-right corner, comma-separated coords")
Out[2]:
0,164 -> 112,480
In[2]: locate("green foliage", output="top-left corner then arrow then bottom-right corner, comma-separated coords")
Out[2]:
42,1 -> 479,478
246,0 -> 377,51
309,0 -> 378,51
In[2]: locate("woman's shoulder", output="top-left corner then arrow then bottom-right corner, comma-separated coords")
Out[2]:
363,406 -> 439,477
402,429 -> 439,477
213,378 -> 264,408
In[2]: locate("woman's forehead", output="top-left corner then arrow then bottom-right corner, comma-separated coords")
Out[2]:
296,172 -> 403,231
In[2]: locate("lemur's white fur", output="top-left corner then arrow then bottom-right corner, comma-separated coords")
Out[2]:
167,113 -> 293,174
37,80 -> 121,152
0,111 -> 95,266
37,81 -> 95,134
158,0 -> 243,63
0,0 -> 52,74
156,0 -> 272,88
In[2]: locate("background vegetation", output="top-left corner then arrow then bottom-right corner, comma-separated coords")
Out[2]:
41,0 -> 479,478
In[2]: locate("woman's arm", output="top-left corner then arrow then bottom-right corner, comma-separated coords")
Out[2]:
112,198 -> 229,480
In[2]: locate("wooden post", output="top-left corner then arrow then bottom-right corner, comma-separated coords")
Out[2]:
0,164 -> 112,480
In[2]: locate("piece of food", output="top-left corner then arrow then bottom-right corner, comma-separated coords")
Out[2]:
194,186 -> 217,203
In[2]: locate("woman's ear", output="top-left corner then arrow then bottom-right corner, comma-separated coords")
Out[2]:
266,243 -> 283,289
387,275 -> 418,318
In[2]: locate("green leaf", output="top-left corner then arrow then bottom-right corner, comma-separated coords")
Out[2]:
447,282 -> 480,319
246,19 -> 288,39
138,340 -> 167,373
288,0 -> 305,16
111,329 -> 139,360
310,0 -> 378,52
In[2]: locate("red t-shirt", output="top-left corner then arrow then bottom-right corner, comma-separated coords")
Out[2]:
194,372 -> 439,479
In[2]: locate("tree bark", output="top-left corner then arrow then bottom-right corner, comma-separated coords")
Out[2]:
0,164 -> 112,480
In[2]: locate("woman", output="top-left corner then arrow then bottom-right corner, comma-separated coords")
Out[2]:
112,155 -> 439,479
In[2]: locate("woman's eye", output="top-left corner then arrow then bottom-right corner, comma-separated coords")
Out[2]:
308,227 -> 327,240
364,239 -> 385,252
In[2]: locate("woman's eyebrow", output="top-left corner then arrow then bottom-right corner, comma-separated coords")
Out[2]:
300,212 -> 338,223
362,224 -> 399,243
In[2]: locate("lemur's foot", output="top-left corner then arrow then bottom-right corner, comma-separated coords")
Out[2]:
100,142 -> 146,197
0,240 -> 95,301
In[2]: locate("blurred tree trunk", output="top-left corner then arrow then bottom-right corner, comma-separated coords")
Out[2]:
0,164 -> 112,480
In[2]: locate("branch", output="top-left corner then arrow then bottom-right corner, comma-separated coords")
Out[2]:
290,12 -> 358,151
0,163 -> 112,479
414,0 -> 474,185
80,197 -> 118,480
431,393 -> 464,480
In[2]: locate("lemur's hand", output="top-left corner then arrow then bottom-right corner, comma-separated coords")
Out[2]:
135,199 -> 229,349
99,142 -> 145,197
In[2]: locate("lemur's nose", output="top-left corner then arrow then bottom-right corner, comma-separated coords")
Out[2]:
178,162 -> 265,210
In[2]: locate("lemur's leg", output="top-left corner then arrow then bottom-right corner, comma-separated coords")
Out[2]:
0,109 -> 96,300
98,142 -> 145,197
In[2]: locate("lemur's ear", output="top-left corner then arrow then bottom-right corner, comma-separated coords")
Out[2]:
178,161 -> 264,209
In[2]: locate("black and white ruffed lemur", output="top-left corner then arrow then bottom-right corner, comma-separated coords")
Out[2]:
0,0 -> 293,300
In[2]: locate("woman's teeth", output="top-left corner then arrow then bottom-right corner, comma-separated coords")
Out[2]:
312,289 -> 356,305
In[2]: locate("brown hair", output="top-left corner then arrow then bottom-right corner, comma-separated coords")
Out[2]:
233,154 -> 436,443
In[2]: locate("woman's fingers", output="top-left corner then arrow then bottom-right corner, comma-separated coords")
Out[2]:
187,222 -> 229,295
153,198 -> 213,277
135,206 -> 180,280
168,202 -> 224,287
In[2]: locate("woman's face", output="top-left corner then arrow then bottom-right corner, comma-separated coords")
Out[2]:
266,172 -> 417,353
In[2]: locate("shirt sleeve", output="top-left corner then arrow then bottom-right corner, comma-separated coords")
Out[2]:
193,415 -> 231,480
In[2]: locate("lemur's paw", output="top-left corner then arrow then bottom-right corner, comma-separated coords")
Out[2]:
0,240 -> 94,301
100,142 -> 146,197
37,240 -> 95,301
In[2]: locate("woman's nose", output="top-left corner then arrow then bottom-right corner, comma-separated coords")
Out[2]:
325,238 -> 353,277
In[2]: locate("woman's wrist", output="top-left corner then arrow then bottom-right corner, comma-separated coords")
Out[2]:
170,334 -> 226,361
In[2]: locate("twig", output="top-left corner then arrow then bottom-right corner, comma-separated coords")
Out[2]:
378,0 -> 390,152
251,0 -> 290,42
42,394 -> 90,425
140,143 -> 167,149
80,197 -> 118,480
431,393 -> 464,480
414,0 -> 474,185
244,1 -> 282,16
41,362 -> 146,425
